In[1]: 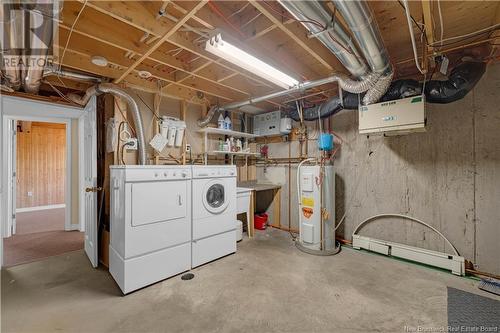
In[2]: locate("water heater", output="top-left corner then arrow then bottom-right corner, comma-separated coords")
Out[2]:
297,165 -> 337,254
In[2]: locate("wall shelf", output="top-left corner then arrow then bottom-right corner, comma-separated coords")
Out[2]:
199,127 -> 260,165
210,150 -> 260,157
198,127 -> 259,139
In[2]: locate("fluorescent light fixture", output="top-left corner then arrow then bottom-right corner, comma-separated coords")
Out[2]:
205,34 -> 299,89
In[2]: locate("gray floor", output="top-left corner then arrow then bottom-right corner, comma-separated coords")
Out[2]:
2,229 -> 498,333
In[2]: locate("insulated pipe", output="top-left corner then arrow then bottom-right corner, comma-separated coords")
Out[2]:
277,0 -> 368,77
69,84 -> 147,165
0,1 -> 22,90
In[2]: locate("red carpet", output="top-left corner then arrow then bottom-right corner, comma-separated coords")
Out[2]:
3,208 -> 84,267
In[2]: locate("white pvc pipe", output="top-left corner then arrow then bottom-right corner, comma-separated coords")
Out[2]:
402,0 -> 426,75
352,213 -> 460,256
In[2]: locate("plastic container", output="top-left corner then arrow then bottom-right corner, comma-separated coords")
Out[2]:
224,115 -> 232,130
174,121 -> 186,147
254,213 -> 268,230
218,114 -> 225,129
160,116 -> 170,139
318,133 -> 334,151
167,122 -> 176,147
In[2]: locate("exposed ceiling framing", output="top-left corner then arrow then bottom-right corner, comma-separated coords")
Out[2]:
50,0 -> 500,108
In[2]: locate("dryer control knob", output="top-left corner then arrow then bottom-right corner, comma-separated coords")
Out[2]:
181,171 -> 188,178
154,173 -> 159,177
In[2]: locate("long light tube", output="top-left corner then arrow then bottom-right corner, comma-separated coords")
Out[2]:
205,34 -> 299,89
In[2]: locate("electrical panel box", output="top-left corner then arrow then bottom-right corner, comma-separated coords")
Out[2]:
253,110 -> 281,136
359,95 -> 426,135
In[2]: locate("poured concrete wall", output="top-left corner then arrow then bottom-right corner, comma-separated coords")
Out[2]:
257,63 -> 500,274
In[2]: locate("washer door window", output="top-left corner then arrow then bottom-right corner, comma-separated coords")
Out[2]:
203,180 -> 228,214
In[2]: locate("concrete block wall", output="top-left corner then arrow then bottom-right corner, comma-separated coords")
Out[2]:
257,63 -> 500,275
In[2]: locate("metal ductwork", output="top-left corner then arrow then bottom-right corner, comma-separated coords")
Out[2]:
0,0 -> 57,93
43,66 -> 103,83
332,0 -> 390,74
69,84 -> 147,165
278,0 -> 394,105
331,0 -> 394,105
21,0 -> 57,94
277,0 -> 368,78
0,1 -> 22,90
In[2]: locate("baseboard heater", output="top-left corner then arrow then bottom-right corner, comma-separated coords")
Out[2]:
352,235 -> 465,276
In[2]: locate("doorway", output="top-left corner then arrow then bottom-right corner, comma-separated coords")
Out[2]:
3,120 -> 83,266
1,94 -> 99,268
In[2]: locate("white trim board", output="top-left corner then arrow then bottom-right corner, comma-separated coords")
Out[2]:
16,204 -> 66,213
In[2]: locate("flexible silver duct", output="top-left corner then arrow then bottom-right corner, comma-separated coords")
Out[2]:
69,84 -> 147,165
22,0 -> 57,94
277,0 -> 368,78
0,1 -> 22,90
197,105 -> 219,127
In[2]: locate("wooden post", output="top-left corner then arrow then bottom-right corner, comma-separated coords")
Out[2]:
153,93 -> 161,165
181,100 -> 187,165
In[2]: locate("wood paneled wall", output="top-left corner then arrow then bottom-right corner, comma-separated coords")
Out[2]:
16,121 -> 66,208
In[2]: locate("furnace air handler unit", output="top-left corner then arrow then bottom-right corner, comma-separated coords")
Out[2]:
358,95 -> 426,135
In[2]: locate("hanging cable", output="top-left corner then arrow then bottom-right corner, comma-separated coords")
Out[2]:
59,0 -> 88,72
402,0 -> 426,74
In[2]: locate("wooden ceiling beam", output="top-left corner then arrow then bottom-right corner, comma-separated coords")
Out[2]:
78,0 -> 272,89
248,1 -> 333,72
114,1 -> 208,84
54,47 -> 214,103
57,27 -> 242,101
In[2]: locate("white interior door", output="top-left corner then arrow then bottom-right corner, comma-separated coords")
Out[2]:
81,97 -> 98,267
6,119 -> 17,236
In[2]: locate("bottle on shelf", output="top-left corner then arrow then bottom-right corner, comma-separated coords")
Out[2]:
224,113 -> 232,130
236,139 -> 242,152
218,113 -> 225,129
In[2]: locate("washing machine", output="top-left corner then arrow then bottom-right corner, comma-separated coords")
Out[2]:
191,165 -> 237,267
109,165 -> 192,294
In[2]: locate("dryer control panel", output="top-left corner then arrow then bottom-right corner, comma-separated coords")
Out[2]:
116,167 -> 191,182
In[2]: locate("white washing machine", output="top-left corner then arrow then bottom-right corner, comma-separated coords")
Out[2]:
109,165 -> 192,294
191,165 -> 237,267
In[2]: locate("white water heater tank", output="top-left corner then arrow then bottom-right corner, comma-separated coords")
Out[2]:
298,165 -> 335,251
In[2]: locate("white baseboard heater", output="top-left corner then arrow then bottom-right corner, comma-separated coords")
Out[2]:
352,235 -> 465,276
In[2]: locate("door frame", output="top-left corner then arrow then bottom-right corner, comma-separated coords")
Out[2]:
1,95 -> 85,266
3,115 -> 73,234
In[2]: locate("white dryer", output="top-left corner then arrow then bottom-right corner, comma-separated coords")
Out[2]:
109,165 -> 192,294
191,165 -> 237,267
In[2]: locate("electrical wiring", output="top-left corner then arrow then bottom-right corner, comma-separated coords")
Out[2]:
114,99 -> 136,137
430,23 -> 500,46
207,0 -> 246,38
59,0 -> 88,72
262,0 -> 325,30
437,0 -> 444,47
133,92 -> 161,120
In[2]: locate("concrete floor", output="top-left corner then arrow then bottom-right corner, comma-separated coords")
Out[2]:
2,229 -> 497,332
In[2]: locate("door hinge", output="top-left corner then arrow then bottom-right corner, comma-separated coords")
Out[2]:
12,213 -> 16,219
